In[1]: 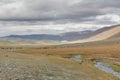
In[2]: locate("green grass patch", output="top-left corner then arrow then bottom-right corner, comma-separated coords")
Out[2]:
109,63 -> 120,72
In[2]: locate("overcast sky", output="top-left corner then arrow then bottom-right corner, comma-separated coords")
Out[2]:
0,0 -> 120,36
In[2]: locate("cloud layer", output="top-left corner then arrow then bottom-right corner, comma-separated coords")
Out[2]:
0,0 -> 120,36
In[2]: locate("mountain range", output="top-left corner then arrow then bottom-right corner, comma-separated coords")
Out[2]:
3,30 -> 93,41
1,24 -> 120,42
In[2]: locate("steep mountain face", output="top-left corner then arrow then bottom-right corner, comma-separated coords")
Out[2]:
71,25 -> 120,43
89,25 -> 120,41
60,26 -> 119,41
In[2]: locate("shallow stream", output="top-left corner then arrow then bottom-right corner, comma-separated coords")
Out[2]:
94,62 -> 120,78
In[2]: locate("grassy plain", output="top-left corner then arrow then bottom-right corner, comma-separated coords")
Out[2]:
0,38 -> 120,80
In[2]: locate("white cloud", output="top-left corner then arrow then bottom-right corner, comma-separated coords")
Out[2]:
0,22 -> 105,36
96,14 -> 120,23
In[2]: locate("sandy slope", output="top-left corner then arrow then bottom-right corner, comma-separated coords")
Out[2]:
70,26 -> 120,43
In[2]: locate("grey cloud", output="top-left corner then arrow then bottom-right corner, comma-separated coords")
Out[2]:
0,0 -> 119,24
0,0 -> 120,36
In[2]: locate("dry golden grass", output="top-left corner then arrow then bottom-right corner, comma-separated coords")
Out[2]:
16,44 -> 120,59
0,41 -> 120,80
0,50 -> 119,80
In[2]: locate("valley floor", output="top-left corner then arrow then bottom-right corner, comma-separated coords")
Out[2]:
0,43 -> 120,80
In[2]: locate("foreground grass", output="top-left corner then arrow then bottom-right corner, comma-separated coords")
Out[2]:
0,42 -> 120,80
0,51 -> 119,80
